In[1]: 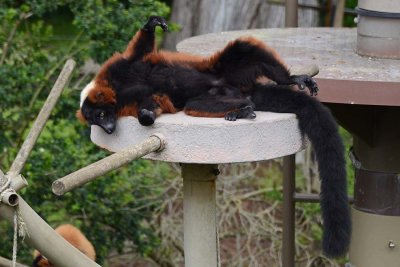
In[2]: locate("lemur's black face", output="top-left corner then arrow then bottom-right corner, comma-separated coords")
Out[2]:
81,99 -> 117,134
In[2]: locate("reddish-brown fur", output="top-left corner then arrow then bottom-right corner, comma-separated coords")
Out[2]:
184,109 -> 231,118
152,94 -> 178,114
33,224 -> 95,267
76,110 -> 86,123
117,103 -> 139,117
78,32 -> 286,123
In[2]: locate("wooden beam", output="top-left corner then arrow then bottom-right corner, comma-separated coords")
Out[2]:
52,134 -> 165,196
0,255 -> 29,267
7,59 -> 76,191
0,198 -> 100,267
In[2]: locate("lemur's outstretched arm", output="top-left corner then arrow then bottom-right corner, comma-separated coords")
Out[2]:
123,16 -> 168,60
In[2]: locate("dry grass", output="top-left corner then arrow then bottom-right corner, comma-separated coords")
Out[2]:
107,153 -> 346,267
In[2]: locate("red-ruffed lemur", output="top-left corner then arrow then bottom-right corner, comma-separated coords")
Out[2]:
32,224 -> 96,267
78,16 -> 350,258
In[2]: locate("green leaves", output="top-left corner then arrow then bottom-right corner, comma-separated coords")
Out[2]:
0,0 -> 170,264
71,0 -> 170,62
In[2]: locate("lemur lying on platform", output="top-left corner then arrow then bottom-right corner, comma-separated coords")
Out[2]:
78,16 -> 350,258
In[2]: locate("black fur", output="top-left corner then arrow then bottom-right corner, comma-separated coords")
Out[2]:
32,255 -> 42,267
251,84 -> 351,257
90,17 -> 318,128
80,17 -> 350,257
81,98 -> 117,134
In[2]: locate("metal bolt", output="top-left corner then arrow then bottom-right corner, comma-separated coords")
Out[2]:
388,241 -> 396,249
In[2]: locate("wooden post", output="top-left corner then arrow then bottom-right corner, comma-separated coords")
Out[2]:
285,0 -> 298,27
282,154 -> 296,267
181,164 -> 220,267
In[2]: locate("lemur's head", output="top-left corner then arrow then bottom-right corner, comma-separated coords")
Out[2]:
77,80 -> 117,134
77,53 -> 127,134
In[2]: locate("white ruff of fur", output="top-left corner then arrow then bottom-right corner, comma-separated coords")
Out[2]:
80,81 -> 95,107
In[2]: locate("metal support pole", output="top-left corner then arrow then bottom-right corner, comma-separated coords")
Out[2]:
282,154 -> 296,267
285,0 -> 298,27
181,164 -> 220,267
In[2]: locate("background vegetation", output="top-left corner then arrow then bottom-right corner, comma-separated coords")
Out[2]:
0,0 -> 171,265
0,1 -> 355,266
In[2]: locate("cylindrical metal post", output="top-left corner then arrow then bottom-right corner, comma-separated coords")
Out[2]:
282,154 -> 296,267
181,164 -> 219,267
285,0 -> 298,27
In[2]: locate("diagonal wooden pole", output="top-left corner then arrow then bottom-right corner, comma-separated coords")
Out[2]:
0,197 -> 101,267
0,255 -> 29,267
0,59 -> 100,267
52,134 -> 165,196
6,59 -> 76,191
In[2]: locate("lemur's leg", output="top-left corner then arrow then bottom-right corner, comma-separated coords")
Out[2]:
123,16 -> 168,61
137,94 -> 178,126
136,96 -> 160,126
184,92 -> 256,121
207,37 -> 318,96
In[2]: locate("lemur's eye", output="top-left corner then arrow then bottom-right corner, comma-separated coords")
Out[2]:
99,111 -> 105,119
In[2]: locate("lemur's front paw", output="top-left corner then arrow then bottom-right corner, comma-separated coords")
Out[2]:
144,16 -> 168,32
225,106 -> 256,121
138,109 -> 156,126
291,75 -> 319,96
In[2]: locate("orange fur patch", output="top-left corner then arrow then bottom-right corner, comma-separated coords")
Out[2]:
152,94 -> 178,114
184,109 -> 227,118
117,103 -> 139,117
33,224 -> 95,267
143,50 -> 205,68
76,109 -> 87,124
87,86 -> 116,105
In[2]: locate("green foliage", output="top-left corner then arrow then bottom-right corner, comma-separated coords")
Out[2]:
0,0 -> 170,264
71,0 -> 170,62
344,0 -> 358,27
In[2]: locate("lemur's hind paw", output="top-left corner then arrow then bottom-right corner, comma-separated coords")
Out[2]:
225,106 -> 256,121
144,16 -> 168,32
291,75 -> 319,96
138,109 -> 156,126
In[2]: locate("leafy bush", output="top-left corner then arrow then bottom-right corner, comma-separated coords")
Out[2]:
0,0 -> 170,264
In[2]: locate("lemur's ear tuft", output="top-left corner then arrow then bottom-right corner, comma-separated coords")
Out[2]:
88,86 -> 116,105
96,91 -> 105,102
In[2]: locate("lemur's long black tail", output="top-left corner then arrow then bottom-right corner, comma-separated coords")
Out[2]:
251,84 -> 351,258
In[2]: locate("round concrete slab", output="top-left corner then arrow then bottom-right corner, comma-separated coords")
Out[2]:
91,111 -> 305,164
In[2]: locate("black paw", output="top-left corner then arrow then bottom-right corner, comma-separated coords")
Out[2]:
138,109 -> 155,126
224,106 -> 256,121
291,75 -> 319,96
144,16 -> 168,32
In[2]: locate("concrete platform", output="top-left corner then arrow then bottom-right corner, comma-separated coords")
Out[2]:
90,111 -> 306,164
